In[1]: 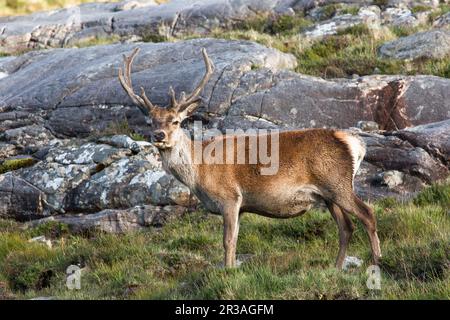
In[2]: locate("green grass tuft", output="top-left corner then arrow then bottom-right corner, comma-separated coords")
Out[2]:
28,221 -> 70,239
340,6 -> 360,16
70,35 -> 121,48
411,5 -> 432,14
319,4 -> 338,21
413,182 -> 450,208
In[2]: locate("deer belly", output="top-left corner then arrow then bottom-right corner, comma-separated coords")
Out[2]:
244,185 -> 323,218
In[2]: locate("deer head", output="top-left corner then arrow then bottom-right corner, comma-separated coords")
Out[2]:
118,47 -> 214,149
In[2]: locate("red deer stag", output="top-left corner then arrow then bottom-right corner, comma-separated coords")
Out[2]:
118,47 -> 381,268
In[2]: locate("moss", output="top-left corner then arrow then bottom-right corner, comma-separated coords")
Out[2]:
340,6 -> 360,16
411,5 -> 432,14
141,33 -> 169,43
70,35 -> 121,48
129,132 -> 146,141
0,158 -> 36,174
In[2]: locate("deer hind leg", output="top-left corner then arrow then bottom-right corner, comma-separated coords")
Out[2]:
222,201 -> 241,268
334,194 -> 381,265
327,201 -> 354,269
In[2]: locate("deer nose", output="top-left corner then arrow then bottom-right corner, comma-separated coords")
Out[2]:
153,131 -> 166,142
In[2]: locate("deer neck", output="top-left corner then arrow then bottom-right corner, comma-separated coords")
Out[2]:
158,132 -> 197,190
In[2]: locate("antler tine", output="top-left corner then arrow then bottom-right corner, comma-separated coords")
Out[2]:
118,47 -> 155,115
177,48 -> 214,110
168,86 -> 178,109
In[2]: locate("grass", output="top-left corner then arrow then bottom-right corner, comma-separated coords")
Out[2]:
0,181 -> 448,299
196,21 -> 450,79
92,119 -> 147,142
69,35 -> 121,48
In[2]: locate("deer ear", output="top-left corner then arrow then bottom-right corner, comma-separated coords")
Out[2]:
178,98 -> 201,119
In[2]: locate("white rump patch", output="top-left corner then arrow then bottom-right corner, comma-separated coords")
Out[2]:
339,133 -> 366,179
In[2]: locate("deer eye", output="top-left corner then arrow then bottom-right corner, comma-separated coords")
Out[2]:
172,120 -> 180,126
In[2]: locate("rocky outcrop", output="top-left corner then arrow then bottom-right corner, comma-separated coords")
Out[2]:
0,0 -> 316,54
26,204 -> 187,233
0,135 -> 194,220
302,6 -> 381,38
0,37 -> 449,229
379,30 -> 450,60
222,72 -> 450,131
1,39 -> 448,138
1,0 -> 445,55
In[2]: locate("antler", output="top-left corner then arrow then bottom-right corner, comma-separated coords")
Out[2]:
169,48 -> 214,112
118,47 -> 154,116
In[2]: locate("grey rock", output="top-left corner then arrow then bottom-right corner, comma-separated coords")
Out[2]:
378,170 -> 405,188
342,256 -> 363,270
381,7 -> 418,27
360,125 -> 448,184
357,121 -> 379,132
0,173 -> 46,220
97,135 -> 151,153
392,119 -> 450,165
379,30 -> 450,60
433,12 -> 450,29
223,72 -> 450,131
28,235 -> 52,248
2,40 -> 448,138
0,0 -> 314,55
386,0 -> 439,9
0,142 -> 17,159
0,39 -> 296,138
302,7 -> 380,38
27,204 -> 187,233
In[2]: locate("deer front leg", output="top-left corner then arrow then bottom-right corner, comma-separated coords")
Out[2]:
222,202 -> 241,268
